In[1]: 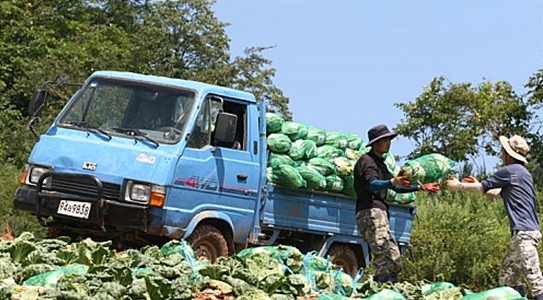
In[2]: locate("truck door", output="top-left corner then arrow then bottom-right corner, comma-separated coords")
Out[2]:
169,96 -> 259,243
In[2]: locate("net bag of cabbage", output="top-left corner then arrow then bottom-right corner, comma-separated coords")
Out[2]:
401,153 -> 455,184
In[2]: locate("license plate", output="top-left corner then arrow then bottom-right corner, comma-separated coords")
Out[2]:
57,200 -> 91,219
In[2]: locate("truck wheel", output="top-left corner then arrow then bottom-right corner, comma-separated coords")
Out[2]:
187,225 -> 228,263
327,244 -> 359,277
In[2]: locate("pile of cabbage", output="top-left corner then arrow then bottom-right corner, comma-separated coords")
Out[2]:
265,113 -> 416,203
0,233 -> 525,300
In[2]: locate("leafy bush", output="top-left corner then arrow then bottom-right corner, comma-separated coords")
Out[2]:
402,191 -> 511,291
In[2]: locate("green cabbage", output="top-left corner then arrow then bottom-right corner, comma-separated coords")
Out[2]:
345,133 -> 363,150
281,121 -> 309,141
306,126 -> 327,146
266,113 -> 285,134
268,153 -> 297,167
306,158 -> 336,176
267,164 -> 307,189
325,175 -> 344,193
296,165 -> 327,190
324,132 -> 348,149
267,133 -> 292,153
401,153 -> 456,183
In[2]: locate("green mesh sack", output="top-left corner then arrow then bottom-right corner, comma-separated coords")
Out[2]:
266,112 -> 285,133
345,133 -> 363,150
296,165 -> 327,190
288,139 -> 313,160
341,175 -> 356,197
333,157 -> 353,176
267,133 -> 292,153
281,121 -> 309,141
23,265 -> 89,288
421,281 -> 456,296
316,145 -> 345,160
401,153 -> 456,183
268,153 -> 297,167
307,126 -> 327,146
324,132 -> 348,149
345,148 -> 363,161
383,152 -> 416,203
267,163 -> 306,189
364,289 -> 406,300
460,286 -> 524,300
325,174 -> 344,193
359,142 -> 371,154
307,157 -> 336,176
387,189 -> 416,204
383,152 -> 398,173
304,139 -> 318,159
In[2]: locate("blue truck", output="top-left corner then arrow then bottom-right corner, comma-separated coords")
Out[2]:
13,71 -> 416,276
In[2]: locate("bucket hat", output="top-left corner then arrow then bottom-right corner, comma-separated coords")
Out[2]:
366,124 -> 398,147
499,135 -> 529,164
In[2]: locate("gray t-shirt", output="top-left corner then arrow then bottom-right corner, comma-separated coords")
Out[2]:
482,162 -> 539,231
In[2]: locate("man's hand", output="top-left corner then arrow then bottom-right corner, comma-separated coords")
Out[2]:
420,182 -> 440,193
445,176 -> 461,191
462,176 -> 478,183
391,170 -> 410,187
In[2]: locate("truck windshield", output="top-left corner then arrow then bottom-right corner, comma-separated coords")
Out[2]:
57,77 -> 196,144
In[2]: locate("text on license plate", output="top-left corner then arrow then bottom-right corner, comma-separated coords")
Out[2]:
57,200 -> 91,219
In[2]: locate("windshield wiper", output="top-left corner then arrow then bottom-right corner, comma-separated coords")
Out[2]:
112,127 -> 159,148
65,121 -> 112,140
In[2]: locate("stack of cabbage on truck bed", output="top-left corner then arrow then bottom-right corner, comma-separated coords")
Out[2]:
265,113 -> 416,204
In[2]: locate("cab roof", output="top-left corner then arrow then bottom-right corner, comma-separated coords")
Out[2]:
89,70 -> 257,103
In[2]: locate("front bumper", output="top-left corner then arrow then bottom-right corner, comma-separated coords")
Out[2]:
14,185 -> 148,230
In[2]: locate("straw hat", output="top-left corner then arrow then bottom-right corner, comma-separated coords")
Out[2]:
499,135 -> 529,163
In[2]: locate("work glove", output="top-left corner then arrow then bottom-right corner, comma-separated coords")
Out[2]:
446,176 -> 483,193
445,176 -> 461,191
419,182 -> 440,193
391,169 -> 410,187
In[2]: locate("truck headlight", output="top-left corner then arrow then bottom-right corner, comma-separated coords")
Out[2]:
125,180 -> 166,207
22,164 -> 53,186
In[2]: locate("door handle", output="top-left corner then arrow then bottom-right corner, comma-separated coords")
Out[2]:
237,173 -> 248,180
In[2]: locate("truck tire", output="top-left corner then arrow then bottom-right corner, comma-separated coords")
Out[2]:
187,224 -> 228,263
327,244 -> 359,277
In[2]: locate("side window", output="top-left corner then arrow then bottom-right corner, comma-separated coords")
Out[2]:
186,97 -> 247,151
216,100 -> 247,151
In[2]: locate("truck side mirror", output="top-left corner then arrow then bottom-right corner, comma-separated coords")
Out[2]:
28,89 -> 46,117
213,112 -> 237,146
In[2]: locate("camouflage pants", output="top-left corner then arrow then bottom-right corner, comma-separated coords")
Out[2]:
499,230 -> 543,297
356,208 -> 402,276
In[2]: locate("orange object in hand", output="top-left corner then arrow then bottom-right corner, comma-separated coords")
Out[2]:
461,176 -> 479,183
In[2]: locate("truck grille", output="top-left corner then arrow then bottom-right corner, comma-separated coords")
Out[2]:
50,177 -> 121,200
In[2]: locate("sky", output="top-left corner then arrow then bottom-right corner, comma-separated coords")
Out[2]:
212,0 -> 543,170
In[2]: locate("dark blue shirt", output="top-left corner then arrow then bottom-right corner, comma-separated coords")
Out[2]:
481,162 -> 539,231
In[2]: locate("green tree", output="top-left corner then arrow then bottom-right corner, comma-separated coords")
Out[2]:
0,0 -> 291,167
394,76 -> 531,163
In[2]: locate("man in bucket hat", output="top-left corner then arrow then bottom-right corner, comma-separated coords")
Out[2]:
446,135 -> 543,299
353,124 -> 440,283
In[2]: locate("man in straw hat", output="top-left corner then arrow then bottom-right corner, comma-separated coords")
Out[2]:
446,135 -> 543,299
353,124 -> 440,283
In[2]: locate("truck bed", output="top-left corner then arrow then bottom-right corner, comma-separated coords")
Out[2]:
262,184 -> 416,249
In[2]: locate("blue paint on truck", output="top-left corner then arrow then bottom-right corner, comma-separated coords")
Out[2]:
13,71 -> 416,276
